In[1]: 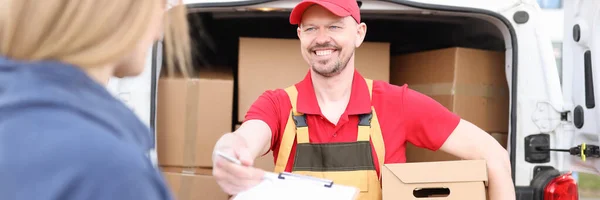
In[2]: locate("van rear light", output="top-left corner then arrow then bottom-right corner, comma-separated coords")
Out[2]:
543,172 -> 578,200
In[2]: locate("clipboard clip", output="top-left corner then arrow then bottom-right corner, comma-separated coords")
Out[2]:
277,172 -> 335,188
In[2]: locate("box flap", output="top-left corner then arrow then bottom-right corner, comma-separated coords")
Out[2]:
384,160 -> 488,186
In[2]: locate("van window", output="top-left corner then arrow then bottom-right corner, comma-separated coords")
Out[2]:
553,42 -> 563,85
537,0 -> 563,9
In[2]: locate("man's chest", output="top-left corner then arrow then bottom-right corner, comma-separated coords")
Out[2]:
301,114 -> 363,143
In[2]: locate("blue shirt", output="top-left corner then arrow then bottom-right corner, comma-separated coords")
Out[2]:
0,57 -> 173,200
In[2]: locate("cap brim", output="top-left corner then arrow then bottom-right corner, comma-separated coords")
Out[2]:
289,0 -> 351,25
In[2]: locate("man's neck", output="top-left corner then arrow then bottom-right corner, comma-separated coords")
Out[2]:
312,65 -> 355,105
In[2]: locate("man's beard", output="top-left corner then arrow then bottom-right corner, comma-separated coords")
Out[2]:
311,51 -> 353,77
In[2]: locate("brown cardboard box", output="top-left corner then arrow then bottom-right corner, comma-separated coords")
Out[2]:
162,168 -> 229,200
157,70 -> 234,168
390,47 -> 508,162
382,160 -> 488,200
234,123 -> 275,171
491,132 -> 508,148
390,47 -> 508,132
238,37 -> 391,122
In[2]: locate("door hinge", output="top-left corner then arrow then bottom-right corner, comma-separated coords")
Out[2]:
532,102 -> 563,133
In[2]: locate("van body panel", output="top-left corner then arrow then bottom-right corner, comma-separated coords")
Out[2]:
493,2 -> 572,186
560,0 -> 600,175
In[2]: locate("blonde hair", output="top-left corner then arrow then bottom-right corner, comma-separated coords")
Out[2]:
0,0 -> 192,77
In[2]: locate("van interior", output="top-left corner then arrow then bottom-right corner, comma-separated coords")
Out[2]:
185,9 -> 507,69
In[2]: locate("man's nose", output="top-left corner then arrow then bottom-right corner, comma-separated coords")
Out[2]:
314,29 -> 332,44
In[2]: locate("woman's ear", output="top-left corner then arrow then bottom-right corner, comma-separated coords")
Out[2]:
355,22 -> 367,48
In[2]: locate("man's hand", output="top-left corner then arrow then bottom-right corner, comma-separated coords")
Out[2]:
439,119 -> 516,200
212,133 -> 265,195
212,120 -> 272,195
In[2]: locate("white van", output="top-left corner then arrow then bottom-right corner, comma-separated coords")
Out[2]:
108,0 -> 599,199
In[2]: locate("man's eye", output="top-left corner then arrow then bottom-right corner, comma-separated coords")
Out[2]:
329,26 -> 340,29
305,27 -> 315,31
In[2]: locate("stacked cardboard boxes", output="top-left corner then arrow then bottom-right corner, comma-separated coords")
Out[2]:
156,70 -> 234,200
389,47 -> 510,162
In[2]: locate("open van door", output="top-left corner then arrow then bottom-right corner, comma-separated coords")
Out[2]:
560,0 -> 600,175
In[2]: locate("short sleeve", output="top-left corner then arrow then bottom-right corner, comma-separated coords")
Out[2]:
402,86 -> 461,151
243,89 -> 288,152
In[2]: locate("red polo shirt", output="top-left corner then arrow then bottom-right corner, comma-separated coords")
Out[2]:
244,69 -> 460,176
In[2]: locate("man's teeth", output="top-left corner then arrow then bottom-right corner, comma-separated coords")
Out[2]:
316,50 -> 333,56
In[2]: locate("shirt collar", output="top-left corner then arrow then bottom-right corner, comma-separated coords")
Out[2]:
295,69 -> 372,115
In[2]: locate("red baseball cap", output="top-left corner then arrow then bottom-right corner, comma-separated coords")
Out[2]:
289,0 -> 360,25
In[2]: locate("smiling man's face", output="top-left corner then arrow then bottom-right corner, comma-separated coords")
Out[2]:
297,5 -> 365,77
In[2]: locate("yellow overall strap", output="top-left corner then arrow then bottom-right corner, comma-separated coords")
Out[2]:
364,78 -> 386,180
274,85 -> 302,173
294,118 -> 310,144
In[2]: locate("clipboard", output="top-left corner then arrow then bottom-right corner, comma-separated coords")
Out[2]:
233,171 -> 359,200
214,151 -> 358,200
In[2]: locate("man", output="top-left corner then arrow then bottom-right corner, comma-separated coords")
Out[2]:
212,0 -> 515,199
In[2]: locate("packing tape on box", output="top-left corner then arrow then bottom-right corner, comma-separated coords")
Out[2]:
179,173 -> 194,200
408,83 -> 508,98
183,80 -> 200,166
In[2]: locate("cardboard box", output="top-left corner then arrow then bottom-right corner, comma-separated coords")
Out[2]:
491,132 -> 508,149
382,160 -> 488,200
390,47 -> 508,132
156,70 -> 234,168
234,123 -> 275,171
162,168 -> 229,200
390,47 -> 508,162
237,37 -> 391,122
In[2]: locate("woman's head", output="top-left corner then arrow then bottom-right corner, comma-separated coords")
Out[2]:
0,0 -> 192,81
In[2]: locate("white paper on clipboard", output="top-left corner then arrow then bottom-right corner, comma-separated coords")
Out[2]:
233,172 -> 359,200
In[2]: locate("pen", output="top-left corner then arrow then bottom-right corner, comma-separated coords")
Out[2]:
215,150 -> 280,180
215,150 -> 243,165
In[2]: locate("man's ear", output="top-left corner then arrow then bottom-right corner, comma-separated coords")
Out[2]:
355,22 -> 367,48
297,26 -> 302,39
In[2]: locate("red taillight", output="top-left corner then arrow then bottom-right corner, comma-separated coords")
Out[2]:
543,172 -> 579,200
